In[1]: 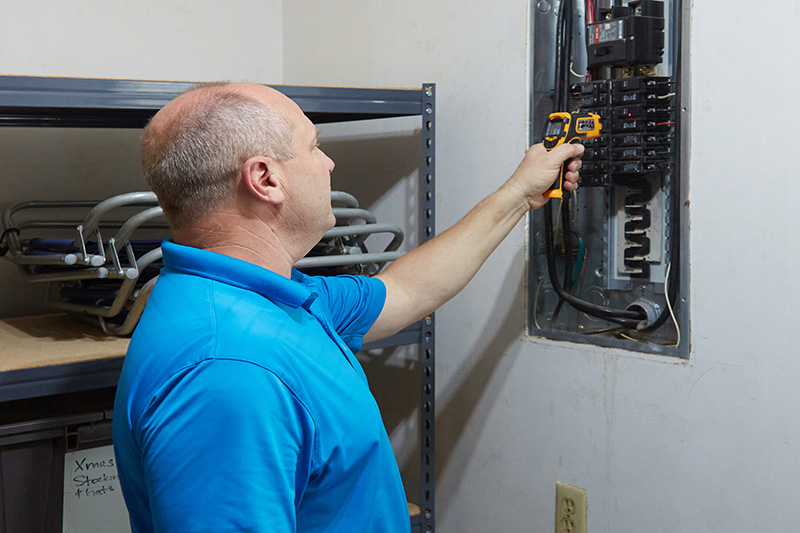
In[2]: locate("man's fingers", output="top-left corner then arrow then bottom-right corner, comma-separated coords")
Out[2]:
566,158 -> 582,172
550,142 -> 585,163
550,144 -> 583,192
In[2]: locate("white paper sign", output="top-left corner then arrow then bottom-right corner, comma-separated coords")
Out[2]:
63,445 -> 131,533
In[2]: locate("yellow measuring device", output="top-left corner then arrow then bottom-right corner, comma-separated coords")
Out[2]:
542,111 -> 602,199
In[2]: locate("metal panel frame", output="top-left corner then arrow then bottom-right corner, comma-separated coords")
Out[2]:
527,0 -> 689,358
0,76 -> 437,531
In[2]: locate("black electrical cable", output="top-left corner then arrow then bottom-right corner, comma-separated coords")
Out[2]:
550,192 -> 574,327
554,0 -> 568,110
561,193 -> 574,292
551,202 -> 570,325
551,299 -> 566,328
544,201 -> 644,327
561,0 -> 573,104
545,0 -> 571,331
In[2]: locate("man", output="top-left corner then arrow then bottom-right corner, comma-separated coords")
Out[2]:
113,82 -> 582,532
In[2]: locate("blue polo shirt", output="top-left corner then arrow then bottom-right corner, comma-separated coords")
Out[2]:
113,240 -> 410,533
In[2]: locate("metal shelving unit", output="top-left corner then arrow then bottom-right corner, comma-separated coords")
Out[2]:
0,75 -> 436,532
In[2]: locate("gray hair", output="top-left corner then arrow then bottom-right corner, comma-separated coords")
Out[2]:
141,85 -> 295,229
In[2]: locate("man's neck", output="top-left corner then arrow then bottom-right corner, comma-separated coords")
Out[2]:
172,214 -> 298,278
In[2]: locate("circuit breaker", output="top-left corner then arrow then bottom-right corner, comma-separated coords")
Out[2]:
529,0 -> 688,357
586,0 -> 665,67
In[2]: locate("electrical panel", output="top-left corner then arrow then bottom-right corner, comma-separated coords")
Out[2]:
529,0 -> 688,357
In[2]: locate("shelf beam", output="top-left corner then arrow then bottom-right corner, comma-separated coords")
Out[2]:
0,76 -> 423,127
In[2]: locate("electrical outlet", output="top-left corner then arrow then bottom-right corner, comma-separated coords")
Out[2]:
555,482 -> 587,533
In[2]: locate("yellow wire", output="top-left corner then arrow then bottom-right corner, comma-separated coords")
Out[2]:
657,92 -> 676,99
664,262 -> 680,348
533,276 -> 544,330
570,61 -> 588,78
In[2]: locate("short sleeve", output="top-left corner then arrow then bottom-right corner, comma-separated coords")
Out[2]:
308,275 -> 386,353
136,359 -> 315,532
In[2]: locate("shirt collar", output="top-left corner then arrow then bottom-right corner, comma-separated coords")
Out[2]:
161,240 -> 317,309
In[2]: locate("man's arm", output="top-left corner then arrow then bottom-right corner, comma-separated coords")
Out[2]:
364,142 -> 584,343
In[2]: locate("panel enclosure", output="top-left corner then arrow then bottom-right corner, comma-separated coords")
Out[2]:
528,0 -> 689,357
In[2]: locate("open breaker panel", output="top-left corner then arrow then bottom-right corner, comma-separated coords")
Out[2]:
529,0 -> 689,357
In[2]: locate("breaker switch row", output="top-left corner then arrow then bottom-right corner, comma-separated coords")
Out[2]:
569,76 -> 674,187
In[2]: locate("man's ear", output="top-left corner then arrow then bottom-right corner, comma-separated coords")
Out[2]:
241,155 -> 285,205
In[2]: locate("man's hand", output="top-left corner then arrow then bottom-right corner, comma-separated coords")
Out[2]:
504,143 -> 584,210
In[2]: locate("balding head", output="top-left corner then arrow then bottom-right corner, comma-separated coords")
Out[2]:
142,83 -> 296,229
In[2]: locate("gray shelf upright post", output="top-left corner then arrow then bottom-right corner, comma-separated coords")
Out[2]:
419,83 -> 436,533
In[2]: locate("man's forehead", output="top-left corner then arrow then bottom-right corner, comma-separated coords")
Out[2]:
294,115 -> 317,137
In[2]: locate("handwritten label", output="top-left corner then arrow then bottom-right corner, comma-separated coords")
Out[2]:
63,445 -> 131,533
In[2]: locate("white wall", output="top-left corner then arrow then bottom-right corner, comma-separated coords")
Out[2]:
0,0 -> 283,81
0,0 -> 283,316
285,1 -> 800,532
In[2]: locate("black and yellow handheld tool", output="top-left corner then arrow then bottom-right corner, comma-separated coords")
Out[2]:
542,111 -> 602,199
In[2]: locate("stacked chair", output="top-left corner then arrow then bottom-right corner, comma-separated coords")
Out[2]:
1,190 -> 404,336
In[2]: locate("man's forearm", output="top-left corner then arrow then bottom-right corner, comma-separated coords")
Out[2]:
365,143 -> 583,342
375,183 -> 527,323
